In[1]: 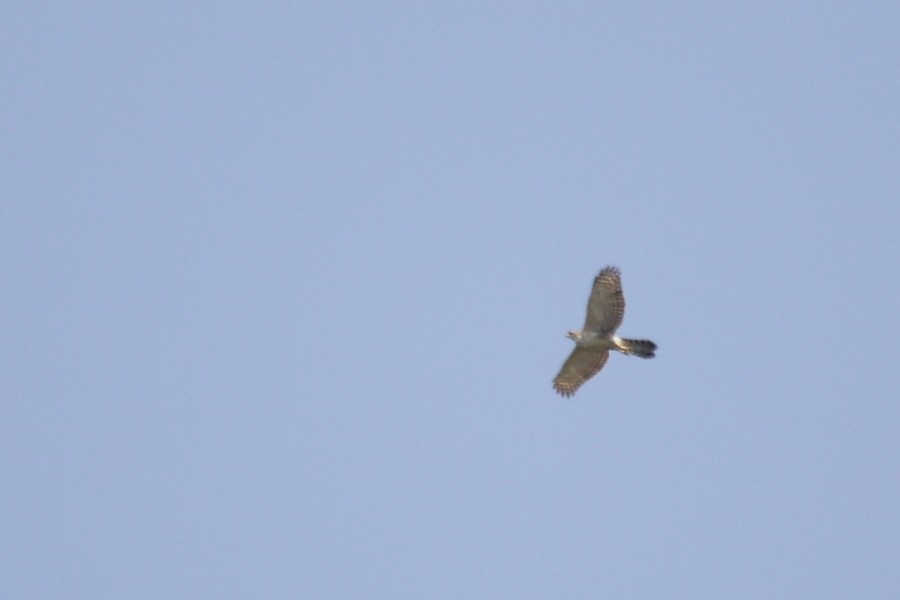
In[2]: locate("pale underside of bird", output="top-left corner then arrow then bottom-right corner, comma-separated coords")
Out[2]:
553,266 -> 657,397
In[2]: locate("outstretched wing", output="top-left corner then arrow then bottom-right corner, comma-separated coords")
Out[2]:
583,266 -> 625,334
553,347 -> 609,397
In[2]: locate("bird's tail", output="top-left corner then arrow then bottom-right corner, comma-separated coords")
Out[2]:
617,338 -> 657,358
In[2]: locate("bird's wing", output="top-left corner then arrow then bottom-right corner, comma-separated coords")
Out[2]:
553,347 -> 609,397
583,266 -> 625,334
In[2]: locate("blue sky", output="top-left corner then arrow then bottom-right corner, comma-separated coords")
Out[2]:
3,2 -> 899,598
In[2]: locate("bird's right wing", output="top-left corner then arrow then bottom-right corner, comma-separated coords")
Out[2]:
553,347 -> 609,397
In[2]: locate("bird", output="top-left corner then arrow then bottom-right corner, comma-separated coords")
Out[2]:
553,266 -> 656,397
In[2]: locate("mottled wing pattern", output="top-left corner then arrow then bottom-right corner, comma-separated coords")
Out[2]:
552,347 -> 610,398
583,266 -> 625,334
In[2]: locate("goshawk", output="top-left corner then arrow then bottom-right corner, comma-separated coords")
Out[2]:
553,266 -> 656,397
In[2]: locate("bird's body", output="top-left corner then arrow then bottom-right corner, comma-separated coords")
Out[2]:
568,330 -> 619,349
553,266 -> 656,397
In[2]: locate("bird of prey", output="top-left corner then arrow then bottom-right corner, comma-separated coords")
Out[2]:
553,266 -> 656,397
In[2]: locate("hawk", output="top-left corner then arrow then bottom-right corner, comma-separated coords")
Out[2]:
553,266 -> 657,397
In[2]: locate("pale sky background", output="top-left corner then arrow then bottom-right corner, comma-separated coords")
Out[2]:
3,3 -> 899,598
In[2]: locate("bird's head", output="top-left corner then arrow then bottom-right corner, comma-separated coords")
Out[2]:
566,330 -> 581,342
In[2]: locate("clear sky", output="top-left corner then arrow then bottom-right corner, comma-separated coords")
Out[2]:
3,3 -> 899,598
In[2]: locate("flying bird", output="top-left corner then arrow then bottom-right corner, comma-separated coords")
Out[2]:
553,266 -> 656,397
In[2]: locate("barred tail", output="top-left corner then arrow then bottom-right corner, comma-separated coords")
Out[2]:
619,338 -> 657,358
